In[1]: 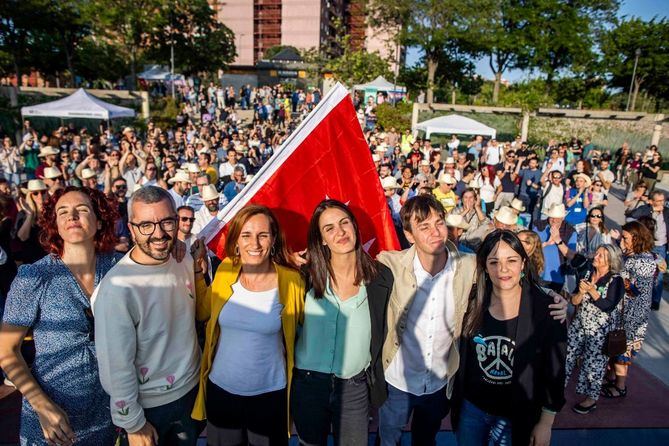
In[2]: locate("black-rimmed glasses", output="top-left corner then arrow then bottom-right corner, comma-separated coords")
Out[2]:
130,217 -> 177,235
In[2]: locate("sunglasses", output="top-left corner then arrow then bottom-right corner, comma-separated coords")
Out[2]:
179,216 -> 196,223
31,190 -> 47,196
590,214 -> 603,219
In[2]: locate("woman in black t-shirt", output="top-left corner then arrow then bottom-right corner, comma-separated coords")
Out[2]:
451,230 -> 567,446
641,152 -> 662,192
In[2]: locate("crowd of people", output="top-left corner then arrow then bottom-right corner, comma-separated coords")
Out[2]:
0,81 -> 664,446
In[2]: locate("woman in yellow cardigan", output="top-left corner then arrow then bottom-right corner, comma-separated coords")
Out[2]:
191,204 -> 305,445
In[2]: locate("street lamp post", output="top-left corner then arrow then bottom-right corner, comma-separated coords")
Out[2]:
626,48 -> 641,112
170,38 -> 175,98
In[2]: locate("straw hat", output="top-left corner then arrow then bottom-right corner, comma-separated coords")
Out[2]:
444,157 -> 456,165
445,213 -> 471,230
21,179 -> 47,194
186,163 -> 201,174
200,184 -> 220,201
43,166 -> 63,179
420,159 -> 430,167
38,146 -> 59,158
81,168 -> 97,180
122,126 -> 134,134
437,173 -> 457,185
381,176 -> 401,190
167,171 -> 192,185
573,173 -> 592,189
494,206 -> 518,226
546,203 -> 567,219
510,198 -> 526,213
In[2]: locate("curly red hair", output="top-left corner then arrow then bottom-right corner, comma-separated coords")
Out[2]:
39,186 -> 120,256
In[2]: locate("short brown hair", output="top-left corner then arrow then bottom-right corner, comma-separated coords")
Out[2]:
224,204 -> 291,267
621,220 -> 654,254
400,195 -> 445,233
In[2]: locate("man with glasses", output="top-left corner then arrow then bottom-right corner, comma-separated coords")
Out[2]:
540,170 -> 565,220
93,186 -> 207,446
629,190 -> 669,310
176,205 -> 196,247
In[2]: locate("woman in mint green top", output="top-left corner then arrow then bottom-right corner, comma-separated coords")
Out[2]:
291,199 -> 385,446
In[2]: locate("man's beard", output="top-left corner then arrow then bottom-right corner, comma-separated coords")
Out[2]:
206,202 -> 219,212
135,233 -> 174,261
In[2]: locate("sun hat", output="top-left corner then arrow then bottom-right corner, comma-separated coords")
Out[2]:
37,146 -> 60,157
573,173 -> 592,189
420,159 -> 430,166
21,179 -> 47,194
494,206 -> 518,226
437,173 -> 457,185
380,176 -> 401,190
81,168 -> 97,180
445,213 -> 471,230
510,198 -> 526,213
167,171 -> 192,185
444,157 -> 456,165
43,167 -> 63,179
200,184 -> 220,201
186,163 -> 201,174
546,203 -> 567,219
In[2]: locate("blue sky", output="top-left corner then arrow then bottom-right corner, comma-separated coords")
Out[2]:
404,0 -> 667,82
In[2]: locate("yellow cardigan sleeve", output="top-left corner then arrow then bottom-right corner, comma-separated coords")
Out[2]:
194,275 -> 211,322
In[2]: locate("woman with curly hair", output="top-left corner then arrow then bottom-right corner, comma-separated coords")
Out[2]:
0,186 -> 120,445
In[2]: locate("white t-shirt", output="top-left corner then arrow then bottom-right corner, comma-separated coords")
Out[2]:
485,145 -> 503,165
209,283 -> 286,396
478,175 -> 500,203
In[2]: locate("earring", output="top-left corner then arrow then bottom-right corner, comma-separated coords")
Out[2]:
235,246 -> 239,256
271,246 -> 276,256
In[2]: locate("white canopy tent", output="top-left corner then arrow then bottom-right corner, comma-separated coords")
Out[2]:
352,76 -> 406,103
21,88 -> 136,120
414,114 -> 496,139
138,65 -> 184,81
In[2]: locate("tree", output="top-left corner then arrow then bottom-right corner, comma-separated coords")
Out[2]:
369,0 -> 489,104
47,0 -> 90,86
601,18 -> 669,111
86,0 -> 164,89
324,36 -> 393,85
520,0 -> 619,86
147,0 -> 236,76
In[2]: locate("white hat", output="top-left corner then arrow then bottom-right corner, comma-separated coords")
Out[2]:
372,154 -> 381,162
186,163 -> 201,174
573,173 -> 592,189
200,184 -> 220,201
494,206 -> 518,226
380,176 -> 401,190
22,133 -> 34,143
43,167 -> 63,179
444,156 -> 455,165
546,203 -> 567,219
510,198 -> 526,213
437,173 -> 457,185
81,168 -> 97,180
168,171 -> 192,185
445,213 -> 471,230
196,147 -> 209,155
420,159 -> 430,166
122,126 -> 134,134
38,146 -> 59,157
21,179 -> 47,194
467,180 -> 480,189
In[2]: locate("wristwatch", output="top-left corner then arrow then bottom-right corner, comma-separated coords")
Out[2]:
557,240 -> 564,246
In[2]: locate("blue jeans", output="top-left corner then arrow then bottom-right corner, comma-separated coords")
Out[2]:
138,385 -> 203,446
378,384 -> 449,446
455,400 -> 512,446
652,244 -> 667,306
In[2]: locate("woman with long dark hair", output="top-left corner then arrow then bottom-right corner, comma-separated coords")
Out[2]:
452,230 -> 567,446
576,206 -> 620,258
0,187 -> 120,445
291,199 -> 391,445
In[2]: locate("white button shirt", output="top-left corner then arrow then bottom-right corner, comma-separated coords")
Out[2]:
385,253 -> 456,396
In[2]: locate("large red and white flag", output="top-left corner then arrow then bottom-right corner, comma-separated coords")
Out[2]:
199,83 -> 400,259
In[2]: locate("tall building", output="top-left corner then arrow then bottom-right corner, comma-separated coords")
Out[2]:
211,0 -> 400,70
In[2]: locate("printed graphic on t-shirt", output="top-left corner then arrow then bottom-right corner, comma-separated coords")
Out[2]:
474,335 -> 515,384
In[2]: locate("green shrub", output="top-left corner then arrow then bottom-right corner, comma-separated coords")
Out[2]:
376,102 -> 413,132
